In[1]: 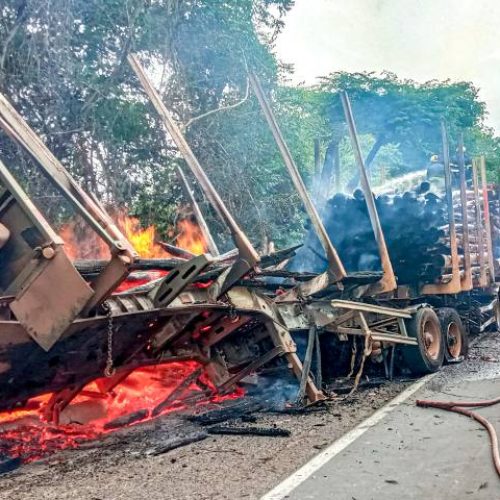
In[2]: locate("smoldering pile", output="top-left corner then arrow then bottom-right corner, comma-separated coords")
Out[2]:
296,181 -> 486,286
490,186 -> 500,273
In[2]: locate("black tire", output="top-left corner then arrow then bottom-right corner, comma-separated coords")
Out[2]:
436,307 -> 468,363
401,307 -> 444,375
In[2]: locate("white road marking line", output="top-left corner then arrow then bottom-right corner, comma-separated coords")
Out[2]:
260,373 -> 437,500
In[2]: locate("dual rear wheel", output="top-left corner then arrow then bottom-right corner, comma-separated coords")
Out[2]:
401,306 -> 467,375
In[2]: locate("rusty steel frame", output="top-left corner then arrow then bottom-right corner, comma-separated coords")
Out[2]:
340,92 -> 397,294
0,92 -> 138,316
225,286 -> 325,403
472,158 -> 488,287
319,300 -> 417,346
249,72 -> 347,293
128,54 -> 259,299
0,159 -> 95,349
480,156 -> 495,284
422,122 -> 461,294
457,133 -> 473,291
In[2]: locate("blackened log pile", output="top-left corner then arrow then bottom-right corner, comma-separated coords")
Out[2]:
490,186 -> 500,274
296,182 -> 488,286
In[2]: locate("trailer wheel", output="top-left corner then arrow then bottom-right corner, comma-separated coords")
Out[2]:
402,307 -> 444,374
437,307 -> 468,362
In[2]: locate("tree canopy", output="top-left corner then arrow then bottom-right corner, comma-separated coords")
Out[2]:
314,71 -> 496,190
0,1 -> 498,250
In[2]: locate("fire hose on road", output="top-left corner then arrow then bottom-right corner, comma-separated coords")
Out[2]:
416,396 -> 500,477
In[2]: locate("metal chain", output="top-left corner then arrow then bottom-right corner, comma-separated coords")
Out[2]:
104,305 -> 116,378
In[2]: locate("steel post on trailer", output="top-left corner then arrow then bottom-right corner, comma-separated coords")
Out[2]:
249,72 -> 346,296
472,158 -> 488,287
176,166 -> 220,257
0,94 -> 137,319
297,325 -> 317,403
340,92 -> 396,294
457,132 -> 472,291
128,54 -> 259,296
480,155 -> 495,283
422,121 -> 461,294
0,99 -> 136,258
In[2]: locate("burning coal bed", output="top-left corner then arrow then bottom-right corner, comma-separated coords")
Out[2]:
0,213 -> 222,470
0,362 -> 245,470
0,214 -> 293,474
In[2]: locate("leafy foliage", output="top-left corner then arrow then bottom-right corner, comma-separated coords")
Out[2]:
0,2 -> 498,251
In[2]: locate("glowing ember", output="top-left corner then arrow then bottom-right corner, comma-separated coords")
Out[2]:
0,362 -> 243,463
176,218 -> 208,256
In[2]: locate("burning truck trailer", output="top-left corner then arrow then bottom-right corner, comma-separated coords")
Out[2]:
0,54 -> 497,466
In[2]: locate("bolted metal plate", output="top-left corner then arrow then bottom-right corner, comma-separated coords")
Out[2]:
10,249 -> 94,351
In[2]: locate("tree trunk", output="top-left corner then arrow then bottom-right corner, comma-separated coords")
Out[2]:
318,140 -> 338,202
347,134 -> 386,191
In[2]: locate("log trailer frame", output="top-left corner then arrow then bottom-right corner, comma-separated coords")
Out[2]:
0,57 -> 497,423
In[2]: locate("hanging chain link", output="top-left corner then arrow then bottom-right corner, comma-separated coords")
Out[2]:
104,304 -> 116,378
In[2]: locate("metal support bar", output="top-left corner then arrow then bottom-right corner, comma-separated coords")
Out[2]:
176,166 -> 220,257
249,72 -> 346,284
340,92 -> 396,294
480,155 -> 495,283
314,329 -> 322,390
128,54 -> 259,269
0,99 -> 135,257
457,133 -> 472,290
217,346 -> 285,393
297,325 -> 316,402
472,158 -> 487,286
422,122 -> 461,294
330,299 -> 412,318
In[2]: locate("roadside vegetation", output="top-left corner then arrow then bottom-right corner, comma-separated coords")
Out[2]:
0,0 -> 498,249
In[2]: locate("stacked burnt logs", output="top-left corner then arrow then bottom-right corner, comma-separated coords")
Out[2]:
489,186 -> 500,274
314,182 -> 488,286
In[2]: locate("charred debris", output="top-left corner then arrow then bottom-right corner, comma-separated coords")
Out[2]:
0,55 -> 497,466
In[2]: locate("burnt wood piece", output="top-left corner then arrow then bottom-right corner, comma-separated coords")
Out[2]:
187,399 -> 263,426
148,429 -> 208,455
157,242 -> 194,259
207,425 -> 290,437
260,244 -> 303,268
103,409 -> 149,430
151,368 -> 204,417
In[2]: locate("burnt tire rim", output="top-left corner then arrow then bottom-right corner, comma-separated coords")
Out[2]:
446,322 -> 462,359
421,317 -> 441,361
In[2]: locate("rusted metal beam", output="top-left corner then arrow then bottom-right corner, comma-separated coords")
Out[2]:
249,72 -> 346,287
340,92 -> 396,293
457,132 -> 472,291
128,54 -> 258,270
480,155 -> 495,283
176,166 -> 220,257
472,158 -> 488,286
422,122 -> 461,294
0,98 -> 135,258
129,55 -> 258,297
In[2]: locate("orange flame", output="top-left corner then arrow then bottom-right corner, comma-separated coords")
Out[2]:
116,214 -> 168,259
59,210 -> 207,260
176,218 -> 208,256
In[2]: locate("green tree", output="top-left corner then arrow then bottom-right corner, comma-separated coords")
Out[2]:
316,71 -> 489,189
0,0 -> 298,248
